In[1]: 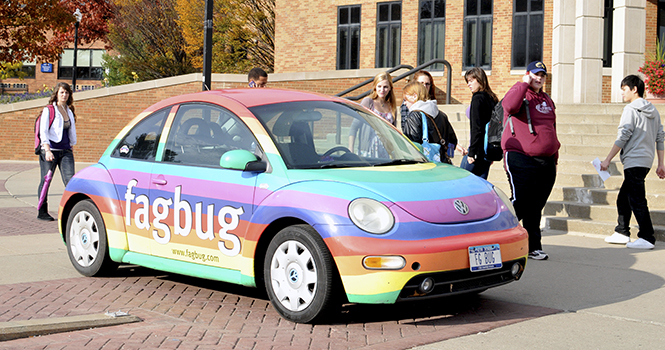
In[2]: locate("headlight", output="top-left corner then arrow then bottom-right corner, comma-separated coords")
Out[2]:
493,187 -> 517,218
348,198 -> 394,234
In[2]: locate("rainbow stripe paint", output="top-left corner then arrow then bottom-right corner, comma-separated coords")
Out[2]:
58,89 -> 528,309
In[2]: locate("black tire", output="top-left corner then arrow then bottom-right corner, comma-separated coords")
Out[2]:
264,225 -> 336,323
66,199 -> 117,276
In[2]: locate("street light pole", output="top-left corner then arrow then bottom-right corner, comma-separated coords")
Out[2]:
202,0 -> 213,91
72,8 -> 82,91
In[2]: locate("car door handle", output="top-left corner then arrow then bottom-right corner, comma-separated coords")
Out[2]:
152,178 -> 167,185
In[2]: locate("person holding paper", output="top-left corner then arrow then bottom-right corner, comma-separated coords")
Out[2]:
600,75 -> 665,249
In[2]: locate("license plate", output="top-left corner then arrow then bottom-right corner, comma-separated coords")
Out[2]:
468,244 -> 502,272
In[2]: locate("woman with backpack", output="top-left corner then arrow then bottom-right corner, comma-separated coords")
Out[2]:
37,82 -> 77,221
502,61 -> 560,260
461,67 -> 498,179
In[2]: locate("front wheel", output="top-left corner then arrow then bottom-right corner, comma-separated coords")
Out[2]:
66,199 -> 117,276
264,225 -> 336,323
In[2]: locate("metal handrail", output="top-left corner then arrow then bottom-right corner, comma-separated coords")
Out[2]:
336,59 -> 453,104
334,64 -> 413,98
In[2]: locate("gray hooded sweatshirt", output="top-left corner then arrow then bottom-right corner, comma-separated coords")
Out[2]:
615,98 -> 665,169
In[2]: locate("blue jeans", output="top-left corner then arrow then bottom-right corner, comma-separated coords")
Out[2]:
460,155 -> 491,179
38,149 -> 75,206
615,167 -> 655,244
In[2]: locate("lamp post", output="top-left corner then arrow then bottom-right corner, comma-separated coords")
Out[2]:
72,8 -> 82,91
202,0 -> 213,91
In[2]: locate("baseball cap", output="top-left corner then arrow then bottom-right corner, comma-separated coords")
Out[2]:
527,61 -> 547,74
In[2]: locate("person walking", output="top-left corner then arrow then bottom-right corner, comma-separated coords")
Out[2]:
461,67 -> 498,179
37,82 -> 77,221
502,61 -> 560,260
600,74 -> 665,249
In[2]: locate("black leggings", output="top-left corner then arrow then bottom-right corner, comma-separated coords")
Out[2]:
504,151 -> 557,252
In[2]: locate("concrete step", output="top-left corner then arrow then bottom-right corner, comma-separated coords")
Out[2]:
544,216 -> 665,241
544,201 -> 665,225
555,113 -> 621,124
603,175 -> 665,191
555,123 -> 618,135
557,133 -> 618,146
559,187 -> 665,208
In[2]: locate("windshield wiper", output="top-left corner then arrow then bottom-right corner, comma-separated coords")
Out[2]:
374,159 -> 423,166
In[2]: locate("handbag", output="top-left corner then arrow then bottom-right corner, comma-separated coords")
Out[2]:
417,112 -> 452,164
418,112 -> 450,163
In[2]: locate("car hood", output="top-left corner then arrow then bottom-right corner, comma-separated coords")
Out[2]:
285,163 -> 498,224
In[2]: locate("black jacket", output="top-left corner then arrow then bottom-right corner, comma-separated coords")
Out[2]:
402,109 -> 458,148
467,91 -> 497,160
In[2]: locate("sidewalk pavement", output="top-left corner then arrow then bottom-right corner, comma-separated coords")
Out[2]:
0,160 -> 664,349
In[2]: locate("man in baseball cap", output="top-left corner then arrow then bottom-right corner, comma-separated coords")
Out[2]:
527,61 -> 547,74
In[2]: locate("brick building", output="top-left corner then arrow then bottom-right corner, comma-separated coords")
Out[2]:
1,40 -> 107,95
275,0 -> 664,104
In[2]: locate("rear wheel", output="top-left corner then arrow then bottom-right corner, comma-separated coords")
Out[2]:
264,225 -> 336,323
66,199 -> 117,276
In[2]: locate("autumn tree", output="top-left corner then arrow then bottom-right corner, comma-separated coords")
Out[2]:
0,0 -> 113,64
234,0 -> 274,72
175,0 -> 251,74
105,0 -> 197,82
175,0 -> 274,74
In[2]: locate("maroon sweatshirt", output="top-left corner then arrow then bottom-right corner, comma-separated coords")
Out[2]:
501,82 -> 560,161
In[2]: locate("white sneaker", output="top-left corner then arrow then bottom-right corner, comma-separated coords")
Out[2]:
605,232 -> 630,244
626,238 -> 655,249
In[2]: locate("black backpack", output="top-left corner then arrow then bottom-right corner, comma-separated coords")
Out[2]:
484,97 -> 534,161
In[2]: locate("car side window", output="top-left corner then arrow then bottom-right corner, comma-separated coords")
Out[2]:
112,108 -> 169,161
163,103 -> 260,167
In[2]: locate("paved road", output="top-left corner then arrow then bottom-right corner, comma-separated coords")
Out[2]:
1,161 -> 664,349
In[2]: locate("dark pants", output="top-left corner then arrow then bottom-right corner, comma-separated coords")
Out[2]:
615,167 -> 655,244
460,155 -> 491,179
38,149 -> 75,210
504,151 -> 557,252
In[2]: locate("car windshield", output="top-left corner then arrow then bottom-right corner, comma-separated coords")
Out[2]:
249,100 -> 427,169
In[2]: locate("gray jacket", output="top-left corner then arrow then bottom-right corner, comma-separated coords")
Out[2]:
615,98 -> 665,169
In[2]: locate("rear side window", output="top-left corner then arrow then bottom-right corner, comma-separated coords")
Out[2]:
111,108 -> 169,161
162,103 -> 261,167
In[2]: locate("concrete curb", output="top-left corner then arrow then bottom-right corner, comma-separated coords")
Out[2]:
0,312 -> 141,341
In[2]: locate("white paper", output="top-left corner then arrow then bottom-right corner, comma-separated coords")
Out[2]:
592,157 -> 611,182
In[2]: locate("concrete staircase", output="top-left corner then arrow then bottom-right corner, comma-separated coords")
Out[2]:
440,103 -> 665,242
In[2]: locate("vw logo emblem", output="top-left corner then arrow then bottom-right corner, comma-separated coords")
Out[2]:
454,199 -> 469,215
288,269 -> 299,284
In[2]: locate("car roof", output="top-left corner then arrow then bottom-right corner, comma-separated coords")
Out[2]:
145,88 -> 348,113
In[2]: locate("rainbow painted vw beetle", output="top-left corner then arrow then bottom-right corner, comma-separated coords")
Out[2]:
59,88 -> 528,323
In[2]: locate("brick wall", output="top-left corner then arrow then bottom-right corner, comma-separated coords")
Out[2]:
275,0 -> 555,104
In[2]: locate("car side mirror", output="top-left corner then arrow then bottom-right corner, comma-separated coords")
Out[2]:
220,150 -> 267,173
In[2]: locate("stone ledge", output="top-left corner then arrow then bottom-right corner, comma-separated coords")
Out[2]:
0,312 -> 141,341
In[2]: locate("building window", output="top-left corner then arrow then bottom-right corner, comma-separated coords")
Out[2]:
21,61 -> 36,79
418,0 -> 446,70
58,49 -> 105,80
464,0 -> 492,69
376,2 -> 402,68
603,0 -> 613,67
338,5 -> 361,70
512,0 -> 543,69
